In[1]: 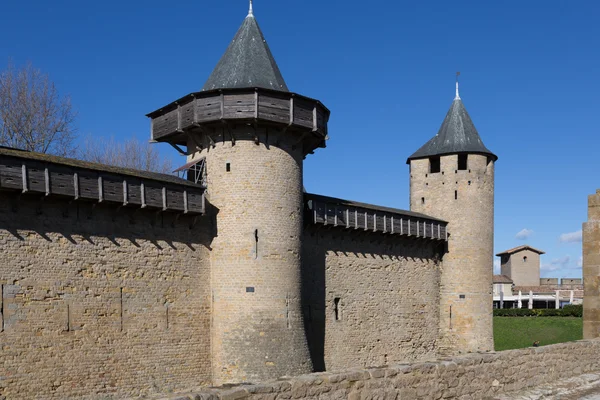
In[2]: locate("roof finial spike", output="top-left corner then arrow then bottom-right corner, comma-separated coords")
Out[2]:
455,71 -> 461,100
248,0 -> 254,16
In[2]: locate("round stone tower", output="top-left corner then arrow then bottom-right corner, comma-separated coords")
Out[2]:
407,83 -> 497,355
147,3 -> 329,385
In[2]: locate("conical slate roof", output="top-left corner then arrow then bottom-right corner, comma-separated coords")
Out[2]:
407,94 -> 497,162
202,8 -> 288,92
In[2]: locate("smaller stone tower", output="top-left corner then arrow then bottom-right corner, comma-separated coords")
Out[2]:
584,189 -> 600,339
147,2 -> 329,386
408,81 -> 497,354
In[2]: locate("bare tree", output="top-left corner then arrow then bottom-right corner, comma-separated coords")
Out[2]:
80,135 -> 173,174
0,61 -> 77,156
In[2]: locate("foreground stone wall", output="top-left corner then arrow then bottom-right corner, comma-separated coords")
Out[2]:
162,339 -> 600,400
302,226 -> 442,372
0,195 -> 212,399
584,189 -> 600,339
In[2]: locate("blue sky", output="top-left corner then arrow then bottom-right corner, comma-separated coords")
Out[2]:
1,0 -> 598,278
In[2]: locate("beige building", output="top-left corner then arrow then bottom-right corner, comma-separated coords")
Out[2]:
497,245 -> 545,287
494,245 -> 582,309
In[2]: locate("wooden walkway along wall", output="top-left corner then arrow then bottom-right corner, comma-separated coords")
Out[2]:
306,195 -> 448,241
0,154 -> 205,215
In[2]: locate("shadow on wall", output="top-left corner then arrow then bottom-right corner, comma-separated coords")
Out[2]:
0,195 -> 217,249
300,223 -> 446,372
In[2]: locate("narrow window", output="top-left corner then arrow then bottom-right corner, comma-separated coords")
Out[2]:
254,229 -> 259,259
523,256 -> 528,263
429,156 -> 441,173
421,197 -> 425,205
334,298 -> 341,321
455,190 -> 458,200
226,163 -> 231,172
458,154 -> 468,170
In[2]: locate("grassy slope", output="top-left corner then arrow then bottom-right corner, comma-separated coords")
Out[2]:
494,317 -> 583,351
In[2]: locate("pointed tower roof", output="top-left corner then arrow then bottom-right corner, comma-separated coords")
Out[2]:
202,3 -> 289,92
407,84 -> 497,163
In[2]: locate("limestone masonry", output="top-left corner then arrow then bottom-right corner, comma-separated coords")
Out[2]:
0,5 -> 502,399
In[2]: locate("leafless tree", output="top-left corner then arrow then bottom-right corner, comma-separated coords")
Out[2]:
0,61 -> 77,156
80,135 -> 173,174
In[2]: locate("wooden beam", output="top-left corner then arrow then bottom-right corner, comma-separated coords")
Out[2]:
162,187 -> 167,211
334,206 -> 338,226
400,218 -> 403,235
312,104 -> 318,132
177,103 -> 182,131
383,215 -> 387,233
98,176 -> 103,203
44,167 -> 50,196
192,94 -> 198,123
346,209 -> 349,229
21,164 -> 28,193
73,173 -> 79,200
438,224 -> 441,240
220,92 -> 224,119
123,180 -> 128,205
254,90 -> 259,119
140,182 -> 146,208
289,96 -> 294,125
391,216 -> 394,234
183,190 -> 188,214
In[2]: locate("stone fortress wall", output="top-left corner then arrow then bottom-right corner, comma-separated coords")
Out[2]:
158,339 -> 600,400
409,153 -> 495,355
584,189 -> 600,339
301,226 -> 442,373
0,194 -> 213,400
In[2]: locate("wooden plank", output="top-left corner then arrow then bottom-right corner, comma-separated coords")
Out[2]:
313,104 -> 317,132
22,164 -> 27,193
183,190 -> 188,214
141,182 -> 146,208
74,173 -> 79,199
123,180 -> 128,205
44,167 -> 50,196
390,216 -> 394,234
346,209 -> 349,228
254,90 -> 259,119
162,187 -> 167,211
98,176 -> 103,203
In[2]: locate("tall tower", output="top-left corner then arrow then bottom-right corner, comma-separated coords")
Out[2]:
407,82 -> 497,354
147,3 -> 329,385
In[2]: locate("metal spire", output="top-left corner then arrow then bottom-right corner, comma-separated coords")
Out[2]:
248,0 -> 254,17
455,71 -> 461,100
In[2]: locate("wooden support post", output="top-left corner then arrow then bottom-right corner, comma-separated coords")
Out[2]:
177,103 -> 182,131
400,218 -> 404,235
123,180 -> 128,206
21,164 -> 28,193
44,167 -> 50,196
354,210 -> 358,229
334,206 -> 338,226
313,203 -> 317,224
254,90 -> 259,119
183,190 -> 188,214
220,92 -> 224,119
364,212 -> 368,231
417,221 -> 420,237
346,209 -> 349,229
140,183 -> 146,209
391,216 -> 394,234
312,104 -> 318,132
324,204 -> 328,226
383,215 -> 387,233
373,213 -> 377,232
289,96 -> 294,125
162,187 -> 167,211
98,176 -> 103,203
73,173 -> 79,200
438,224 -> 441,240
192,94 -> 198,123
408,218 -> 411,236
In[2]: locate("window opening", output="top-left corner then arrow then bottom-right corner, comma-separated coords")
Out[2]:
226,163 -> 231,172
429,157 -> 441,173
523,256 -> 528,262
254,229 -> 259,259
455,190 -> 458,200
458,154 -> 468,170
334,298 -> 341,321
421,197 -> 425,205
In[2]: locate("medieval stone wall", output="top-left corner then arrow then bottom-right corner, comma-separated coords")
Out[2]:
0,195 -> 212,400
584,189 -> 600,339
410,154 -> 495,354
161,339 -> 600,400
301,226 -> 442,373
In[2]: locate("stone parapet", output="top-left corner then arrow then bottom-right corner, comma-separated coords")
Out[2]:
156,340 -> 600,400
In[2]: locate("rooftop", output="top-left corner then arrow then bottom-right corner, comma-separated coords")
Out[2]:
202,3 -> 288,92
407,85 -> 497,163
496,245 -> 546,256
493,275 -> 514,284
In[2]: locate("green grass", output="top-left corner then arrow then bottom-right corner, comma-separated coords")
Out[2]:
494,317 -> 583,351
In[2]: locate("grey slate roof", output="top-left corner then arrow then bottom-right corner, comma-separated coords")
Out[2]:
202,13 -> 288,92
407,97 -> 497,163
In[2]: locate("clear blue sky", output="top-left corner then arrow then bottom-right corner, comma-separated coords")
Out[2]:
1,0 -> 598,279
